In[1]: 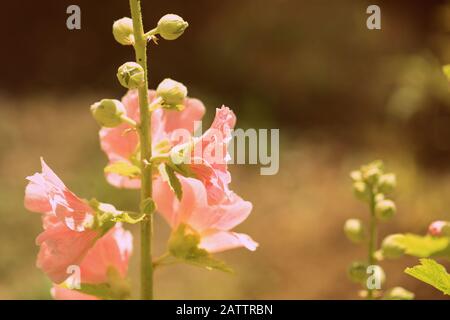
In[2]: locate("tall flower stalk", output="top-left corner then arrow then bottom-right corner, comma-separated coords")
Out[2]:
344,160 -> 413,300
128,0 -> 154,300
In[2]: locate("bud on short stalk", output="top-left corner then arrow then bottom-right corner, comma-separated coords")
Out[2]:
348,261 -> 368,284
156,78 -> 187,110
428,220 -> 450,237
157,14 -> 188,40
344,219 -> 365,243
375,199 -> 396,220
117,62 -> 145,89
91,99 -> 126,128
378,173 -> 396,194
113,17 -> 134,45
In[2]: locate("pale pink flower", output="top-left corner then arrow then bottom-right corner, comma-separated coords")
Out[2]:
25,158 -> 94,232
52,224 -> 133,300
428,220 -> 448,236
99,90 -> 205,188
36,215 -> 99,284
188,106 -> 236,204
153,176 -> 258,253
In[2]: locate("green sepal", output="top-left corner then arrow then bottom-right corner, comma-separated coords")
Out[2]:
104,161 -> 141,178
88,199 -> 145,233
405,258 -> 450,295
159,164 -> 183,201
168,224 -> 233,273
74,267 -> 131,300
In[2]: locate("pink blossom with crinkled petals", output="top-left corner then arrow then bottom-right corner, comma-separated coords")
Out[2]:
24,158 -> 95,232
51,224 -> 133,299
36,216 -> 99,284
153,176 -> 257,253
188,106 -> 236,204
99,90 -> 205,188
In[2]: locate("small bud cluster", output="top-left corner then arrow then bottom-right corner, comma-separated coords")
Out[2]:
350,160 -> 397,221
344,160 -> 413,299
93,13 -> 190,128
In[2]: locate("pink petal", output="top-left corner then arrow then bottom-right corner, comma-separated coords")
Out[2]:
77,224 -> 132,284
199,231 -> 258,253
35,221 -> 99,284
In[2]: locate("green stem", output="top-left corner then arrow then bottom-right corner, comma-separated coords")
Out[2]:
367,190 -> 377,300
129,0 -> 154,300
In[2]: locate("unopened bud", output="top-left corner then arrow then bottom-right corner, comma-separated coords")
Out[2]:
384,287 -> 414,300
381,234 -> 405,259
157,14 -> 189,40
353,181 -> 369,201
90,99 -> 126,128
344,219 -> 365,243
117,62 -> 145,89
375,199 -> 396,220
113,17 -> 134,45
378,173 -> 396,194
348,261 -> 368,284
156,78 -> 187,110
428,220 -> 450,237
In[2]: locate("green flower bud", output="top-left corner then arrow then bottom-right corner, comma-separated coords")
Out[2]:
375,199 -> 396,220
117,62 -> 145,89
381,234 -> 405,259
156,78 -> 187,110
353,181 -> 369,201
360,160 -> 384,185
350,170 -> 362,182
383,287 -> 414,300
113,17 -> 134,45
378,173 -> 396,194
344,219 -> 365,243
348,261 -> 368,284
90,99 -> 126,128
157,14 -> 189,40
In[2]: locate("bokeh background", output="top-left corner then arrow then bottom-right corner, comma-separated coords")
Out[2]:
1,0 -> 450,299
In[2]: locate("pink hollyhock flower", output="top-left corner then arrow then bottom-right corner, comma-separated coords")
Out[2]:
99,90 -> 205,188
36,215 -> 99,284
187,106 -> 236,204
153,176 -> 258,253
25,158 -> 94,232
428,220 -> 448,236
52,224 -> 132,300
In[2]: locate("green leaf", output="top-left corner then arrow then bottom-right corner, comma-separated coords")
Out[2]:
405,259 -> 450,295
160,164 -> 183,201
390,234 -> 449,258
104,161 -> 141,178
168,224 -> 233,273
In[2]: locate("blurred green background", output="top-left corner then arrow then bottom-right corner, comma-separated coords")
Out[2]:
1,0 -> 450,299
